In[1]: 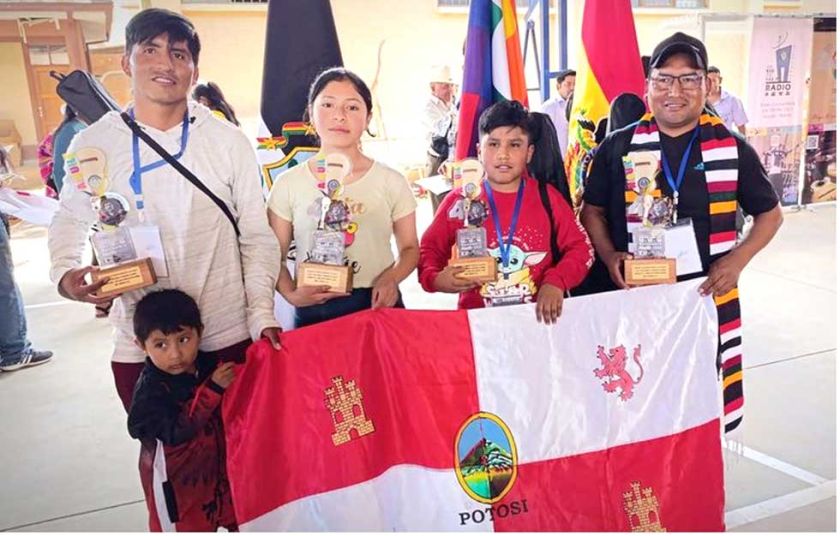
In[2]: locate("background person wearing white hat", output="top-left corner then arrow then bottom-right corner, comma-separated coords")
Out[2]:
423,65 -> 458,178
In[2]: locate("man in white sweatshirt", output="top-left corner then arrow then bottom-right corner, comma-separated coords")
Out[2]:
48,8 -> 281,410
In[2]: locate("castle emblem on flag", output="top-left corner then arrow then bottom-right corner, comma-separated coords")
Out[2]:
593,344 -> 644,401
623,481 -> 666,532
324,376 -> 374,446
454,412 -> 518,505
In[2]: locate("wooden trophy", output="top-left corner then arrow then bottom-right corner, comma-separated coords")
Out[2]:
623,151 -> 676,286
448,160 -> 497,283
79,149 -> 157,297
298,153 -> 354,293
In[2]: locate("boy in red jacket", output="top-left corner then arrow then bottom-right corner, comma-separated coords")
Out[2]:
128,289 -> 238,531
419,100 -> 593,323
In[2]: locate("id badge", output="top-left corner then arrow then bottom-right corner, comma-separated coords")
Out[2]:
664,218 -> 702,276
128,225 -> 169,277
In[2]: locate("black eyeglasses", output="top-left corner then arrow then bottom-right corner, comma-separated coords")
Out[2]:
649,73 -> 705,91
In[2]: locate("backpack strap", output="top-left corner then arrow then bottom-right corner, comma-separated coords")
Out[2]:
120,112 -> 240,237
538,180 -> 561,265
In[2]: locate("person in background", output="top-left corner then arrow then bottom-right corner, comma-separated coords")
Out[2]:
539,69 -> 576,154
707,66 -> 748,135
0,146 -> 54,372
422,65 -> 458,177
36,125 -> 58,199
52,105 -> 90,196
192,81 -> 240,126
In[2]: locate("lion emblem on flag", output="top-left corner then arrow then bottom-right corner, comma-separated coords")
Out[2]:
593,344 -> 644,401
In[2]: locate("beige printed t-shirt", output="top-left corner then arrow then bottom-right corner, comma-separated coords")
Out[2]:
267,160 -> 417,288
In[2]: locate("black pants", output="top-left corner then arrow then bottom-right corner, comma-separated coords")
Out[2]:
294,287 -> 405,328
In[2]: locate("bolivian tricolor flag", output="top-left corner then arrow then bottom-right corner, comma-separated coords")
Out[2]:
566,0 -> 645,206
455,0 -> 529,160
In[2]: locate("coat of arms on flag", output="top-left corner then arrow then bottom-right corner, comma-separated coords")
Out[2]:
325,376 -> 375,446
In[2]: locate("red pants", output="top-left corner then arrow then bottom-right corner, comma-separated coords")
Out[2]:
111,339 -> 251,412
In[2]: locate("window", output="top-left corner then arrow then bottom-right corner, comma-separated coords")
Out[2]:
28,45 -> 69,66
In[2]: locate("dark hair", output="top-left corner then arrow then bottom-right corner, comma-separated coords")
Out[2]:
564,91 -> 574,122
527,112 -> 573,206
133,289 -> 203,344
125,8 -> 201,66
193,82 -> 240,126
555,69 -> 576,85
63,105 -> 77,123
641,55 -> 651,78
708,66 -> 721,75
55,104 -> 88,135
306,67 -> 373,118
478,99 -> 531,140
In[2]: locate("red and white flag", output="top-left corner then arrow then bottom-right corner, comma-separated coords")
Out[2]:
223,280 -> 725,531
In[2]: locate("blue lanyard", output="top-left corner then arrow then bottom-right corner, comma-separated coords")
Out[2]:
483,178 -> 526,272
659,126 -> 699,217
129,109 -> 190,214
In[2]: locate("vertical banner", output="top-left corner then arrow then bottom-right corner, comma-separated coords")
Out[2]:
750,126 -> 805,205
806,17 -> 836,129
746,17 -> 813,206
802,130 -> 836,204
746,17 -> 813,128
802,17 -> 836,205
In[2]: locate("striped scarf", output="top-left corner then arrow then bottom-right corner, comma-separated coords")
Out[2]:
625,112 -> 744,434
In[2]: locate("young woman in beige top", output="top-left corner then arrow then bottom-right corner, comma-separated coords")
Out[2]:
267,67 -> 419,328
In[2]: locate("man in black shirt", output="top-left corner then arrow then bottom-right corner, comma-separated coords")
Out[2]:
580,33 -> 783,297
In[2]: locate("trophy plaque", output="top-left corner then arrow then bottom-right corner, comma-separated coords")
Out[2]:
298,229 -> 353,293
448,160 -> 497,283
450,227 -> 497,283
624,219 -> 677,286
298,153 -> 354,293
92,258 -> 158,298
623,151 -> 676,286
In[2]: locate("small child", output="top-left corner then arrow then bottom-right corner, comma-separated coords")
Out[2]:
127,289 -> 237,532
418,100 -> 594,323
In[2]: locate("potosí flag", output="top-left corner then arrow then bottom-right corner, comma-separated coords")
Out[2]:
565,0 -> 645,206
455,0 -> 529,160
223,281 -> 725,531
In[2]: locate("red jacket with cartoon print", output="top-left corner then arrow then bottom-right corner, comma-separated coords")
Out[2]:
419,177 -> 594,309
127,352 -> 236,532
